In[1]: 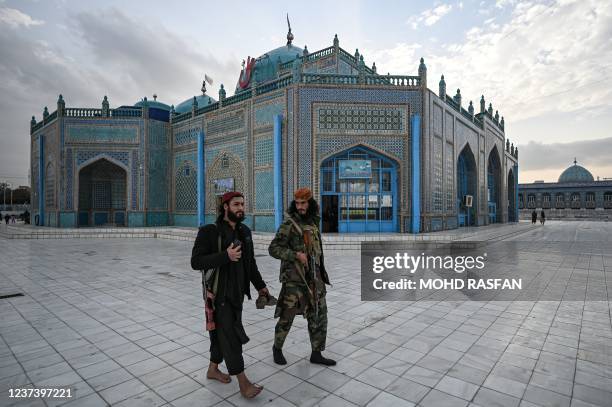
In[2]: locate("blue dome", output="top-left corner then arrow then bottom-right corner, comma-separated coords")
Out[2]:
558,163 -> 594,183
174,94 -> 217,114
235,43 -> 303,93
134,99 -> 172,111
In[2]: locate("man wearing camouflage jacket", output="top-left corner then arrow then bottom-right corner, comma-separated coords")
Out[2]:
268,187 -> 336,366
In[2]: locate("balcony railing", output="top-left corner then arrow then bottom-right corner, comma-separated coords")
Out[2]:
586,201 -> 596,209
556,202 -> 566,209
571,201 -> 581,209
302,73 -> 358,85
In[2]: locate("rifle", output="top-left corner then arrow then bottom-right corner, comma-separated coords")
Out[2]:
288,217 -> 318,317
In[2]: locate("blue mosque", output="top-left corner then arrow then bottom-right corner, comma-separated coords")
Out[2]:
29,25 -> 519,233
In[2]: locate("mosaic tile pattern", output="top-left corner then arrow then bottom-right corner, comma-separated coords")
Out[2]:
254,170 -> 274,210
174,127 -> 200,146
254,136 -> 273,166
445,141 -> 455,212
298,87 -> 421,187
175,160 -> 197,212
148,121 -> 170,211
254,101 -> 284,127
66,125 -> 138,143
65,148 -> 73,210
76,151 -> 130,167
45,162 -> 56,210
433,137 -> 443,212
207,112 -> 244,135
317,106 -> 404,133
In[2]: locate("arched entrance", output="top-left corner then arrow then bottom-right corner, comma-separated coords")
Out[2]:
78,159 -> 127,226
320,146 -> 398,233
457,144 -> 477,226
507,169 -> 516,222
487,146 -> 502,223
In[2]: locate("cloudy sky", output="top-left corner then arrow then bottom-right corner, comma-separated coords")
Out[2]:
1,0 -> 610,186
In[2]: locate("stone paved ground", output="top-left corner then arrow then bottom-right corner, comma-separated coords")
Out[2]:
1,221 -> 611,407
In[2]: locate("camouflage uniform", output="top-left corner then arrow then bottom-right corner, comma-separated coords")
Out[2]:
268,213 -> 330,352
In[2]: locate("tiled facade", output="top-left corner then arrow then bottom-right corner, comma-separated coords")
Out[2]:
30,35 -> 518,232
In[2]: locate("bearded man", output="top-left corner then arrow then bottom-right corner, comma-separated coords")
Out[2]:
268,187 -> 335,366
191,191 -> 269,398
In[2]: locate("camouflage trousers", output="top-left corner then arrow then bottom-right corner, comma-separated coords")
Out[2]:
274,281 -> 328,352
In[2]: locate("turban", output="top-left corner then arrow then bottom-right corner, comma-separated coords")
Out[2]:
294,187 -> 312,201
222,191 -> 244,205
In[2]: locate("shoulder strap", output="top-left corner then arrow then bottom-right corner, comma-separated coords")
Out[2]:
287,216 -> 303,236
211,234 -> 221,294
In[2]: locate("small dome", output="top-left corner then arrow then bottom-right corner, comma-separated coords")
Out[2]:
235,43 -> 303,93
558,161 -> 594,183
174,94 -> 217,114
134,98 -> 172,111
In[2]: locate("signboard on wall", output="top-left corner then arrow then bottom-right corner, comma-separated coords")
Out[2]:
212,178 -> 234,195
339,160 -> 372,179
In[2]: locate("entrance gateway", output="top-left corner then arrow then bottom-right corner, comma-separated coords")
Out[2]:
320,146 -> 398,233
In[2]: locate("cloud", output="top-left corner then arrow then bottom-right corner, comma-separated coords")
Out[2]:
0,7 -> 43,28
518,137 -> 612,182
391,1 -> 612,124
407,4 -> 453,29
0,7 -> 238,185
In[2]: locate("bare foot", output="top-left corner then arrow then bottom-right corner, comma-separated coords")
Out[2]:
239,382 -> 263,399
207,367 -> 231,383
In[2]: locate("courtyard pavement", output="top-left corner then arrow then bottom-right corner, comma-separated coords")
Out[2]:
1,221 -> 611,406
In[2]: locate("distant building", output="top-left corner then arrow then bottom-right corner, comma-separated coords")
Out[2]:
518,160 -> 612,220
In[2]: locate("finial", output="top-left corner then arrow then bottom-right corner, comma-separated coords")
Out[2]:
359,55 -> 364,65
480,95 -> 485,113
57,94 -> 64,103
219,84 -> 226,101
574,157 -> 577,165
192,96 -> 197,106
468,101 -> 474,116
372,62 -> 377,73
286,13 -> 294,45
201,80 -> 207,95
153,94 -> 157,101
333,33 -> 339,47
439,75 -> 446,98
354,48 -> 360,60
31,116 -> 36,126
303,45 -> 309,57
488,103 -> 493,116
494,110 -> 499,123
500,116 -> 505,129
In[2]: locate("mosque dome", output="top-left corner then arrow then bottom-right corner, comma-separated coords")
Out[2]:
174,94 -> 217,114
235,43 -> 303,93
558,160 -> 594,183
134,96 -> 172,111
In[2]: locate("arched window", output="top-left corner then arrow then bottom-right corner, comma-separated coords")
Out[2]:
542,193 -> 551,208
604,191 -> 612,208
527,194 -> 536,208
556,193 -> 565,208
586,192 -> 595,209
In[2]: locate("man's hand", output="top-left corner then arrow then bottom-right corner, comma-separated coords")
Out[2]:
258,287 -> 269,297
296,251 -> 307,265
227,243 -> 242,262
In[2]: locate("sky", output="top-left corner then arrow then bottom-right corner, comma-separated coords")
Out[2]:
0,0 -> 610,186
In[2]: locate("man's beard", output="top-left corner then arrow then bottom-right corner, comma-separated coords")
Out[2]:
227,210 -> 244,223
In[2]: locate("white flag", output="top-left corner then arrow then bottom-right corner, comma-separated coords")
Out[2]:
205,74 -> 214,85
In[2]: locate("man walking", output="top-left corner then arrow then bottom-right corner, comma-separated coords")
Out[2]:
191,191 -> 269,399
269,187 -> 335,366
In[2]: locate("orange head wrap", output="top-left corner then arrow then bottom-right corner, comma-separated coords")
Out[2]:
294,187 -> 312,201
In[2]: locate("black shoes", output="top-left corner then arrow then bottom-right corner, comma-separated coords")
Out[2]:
272,346 -> 287,365
310,351 -> 336,366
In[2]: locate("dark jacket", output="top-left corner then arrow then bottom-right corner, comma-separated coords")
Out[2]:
191,220 -> 266,301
